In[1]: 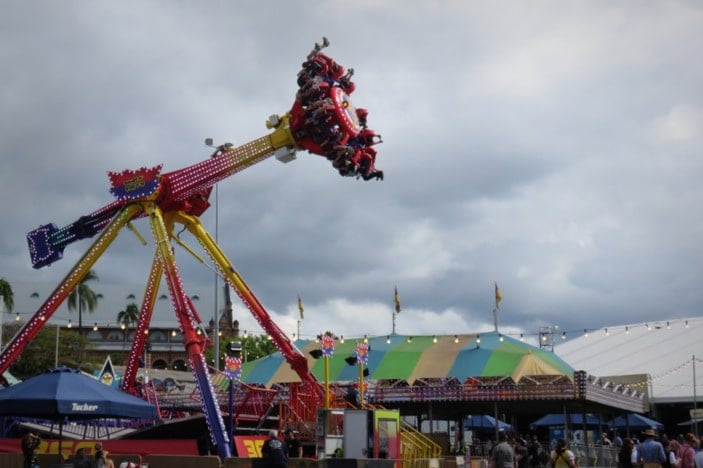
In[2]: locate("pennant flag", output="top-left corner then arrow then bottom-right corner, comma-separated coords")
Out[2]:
297,294 -> 304,320
321,334 -> 335,357
225,355 -> 242,381
494,282 -> 503,310
394,286 -> 401,314
98,355 -> 117,387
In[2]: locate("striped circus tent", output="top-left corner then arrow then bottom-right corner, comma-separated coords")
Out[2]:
240,331 -> 574,387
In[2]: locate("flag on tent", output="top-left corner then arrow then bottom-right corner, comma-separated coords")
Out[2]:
394,286 -> 401,313
297,295 -> 304,320
494,282 -> 502,310
225,355 -> 242,381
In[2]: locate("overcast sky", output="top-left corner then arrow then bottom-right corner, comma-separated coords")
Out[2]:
1,2 -> 702,344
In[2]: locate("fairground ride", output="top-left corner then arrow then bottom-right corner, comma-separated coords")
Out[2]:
0,38 -> 382,459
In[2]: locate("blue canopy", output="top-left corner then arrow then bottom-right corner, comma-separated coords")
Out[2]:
530,413 -> 602,429
464,414 -> 513,431
609,414 -> 663,431
0,366 -> 157,419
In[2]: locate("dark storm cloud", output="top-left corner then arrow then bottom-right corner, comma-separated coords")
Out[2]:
2,2 -> 702,343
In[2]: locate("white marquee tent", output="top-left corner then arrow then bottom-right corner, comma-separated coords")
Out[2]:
555,316 -> 703,404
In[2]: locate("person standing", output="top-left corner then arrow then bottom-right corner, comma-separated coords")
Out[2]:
613,432 -> 624,449
284,429 -> 303,458
94,442 -> 115,468
551,439 -> 577,468
694,441 -> 703,468
638,428 -> 666,468
527,437 -> 541,468
515,438 -> 530,468
665,439 -> 680,468
490,431 -> 515,468
619,438 -> 636,468
679,433 -> 698,468
21,431 -> 41,468
262,430 -> 288,468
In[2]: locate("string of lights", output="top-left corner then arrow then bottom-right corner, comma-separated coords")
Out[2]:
9,310 -> 699,347
614,357 -> 703,389
9,293 -> 700,347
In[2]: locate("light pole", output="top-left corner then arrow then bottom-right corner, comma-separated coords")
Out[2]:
693,355 -> 698,438
54,323 -> 60,368
356,342 -> 369,406
144,340 -> 151,383
344,342 -> 369,407
227,341 -> 242,454
207,138 -> 222,371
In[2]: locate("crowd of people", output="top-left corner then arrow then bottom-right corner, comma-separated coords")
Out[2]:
482,432 -> 553,468
289,37 -> 384,181
17,419 -> 702,468
616,429 -> 703,468
480,428 -> 703,468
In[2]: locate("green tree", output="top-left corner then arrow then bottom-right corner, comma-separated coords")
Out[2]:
241,333 -> 277,361
206,333 -> 277,368
117,303 -> 139,330
0,278 -> 13,312
67,269 -> 100,336
6,322 -> 90,378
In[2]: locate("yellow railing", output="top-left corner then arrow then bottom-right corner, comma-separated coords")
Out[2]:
400,420 -> 442,464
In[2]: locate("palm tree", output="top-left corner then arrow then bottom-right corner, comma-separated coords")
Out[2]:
117,302 -> 140,352
67,269 -> 100,336
0,278 -> 13,312
117,303 -> 139,330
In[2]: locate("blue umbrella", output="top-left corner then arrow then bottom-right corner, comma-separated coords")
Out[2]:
0,367 -> 157,456
0,367 -> 158,419
464,414 -> 513,431
530,413 -> 602,429
609,414 -> 663,431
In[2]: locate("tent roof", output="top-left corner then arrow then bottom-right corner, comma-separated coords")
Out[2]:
242,331 -> 574,387
464,414 -> 513,431
610,413 -> 663,430
0,367 -> 157,419
530,413 -> 602,428
554,316 -> 703,403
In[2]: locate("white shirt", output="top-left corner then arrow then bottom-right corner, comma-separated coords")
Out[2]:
694,450 -> 703,468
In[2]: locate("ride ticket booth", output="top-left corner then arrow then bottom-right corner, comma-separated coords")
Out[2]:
316,408 -> 400,460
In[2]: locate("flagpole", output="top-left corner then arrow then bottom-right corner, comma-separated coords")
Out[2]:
393,286 -> 401,334
493,282 -> 502,332
297,295 -> 304,340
